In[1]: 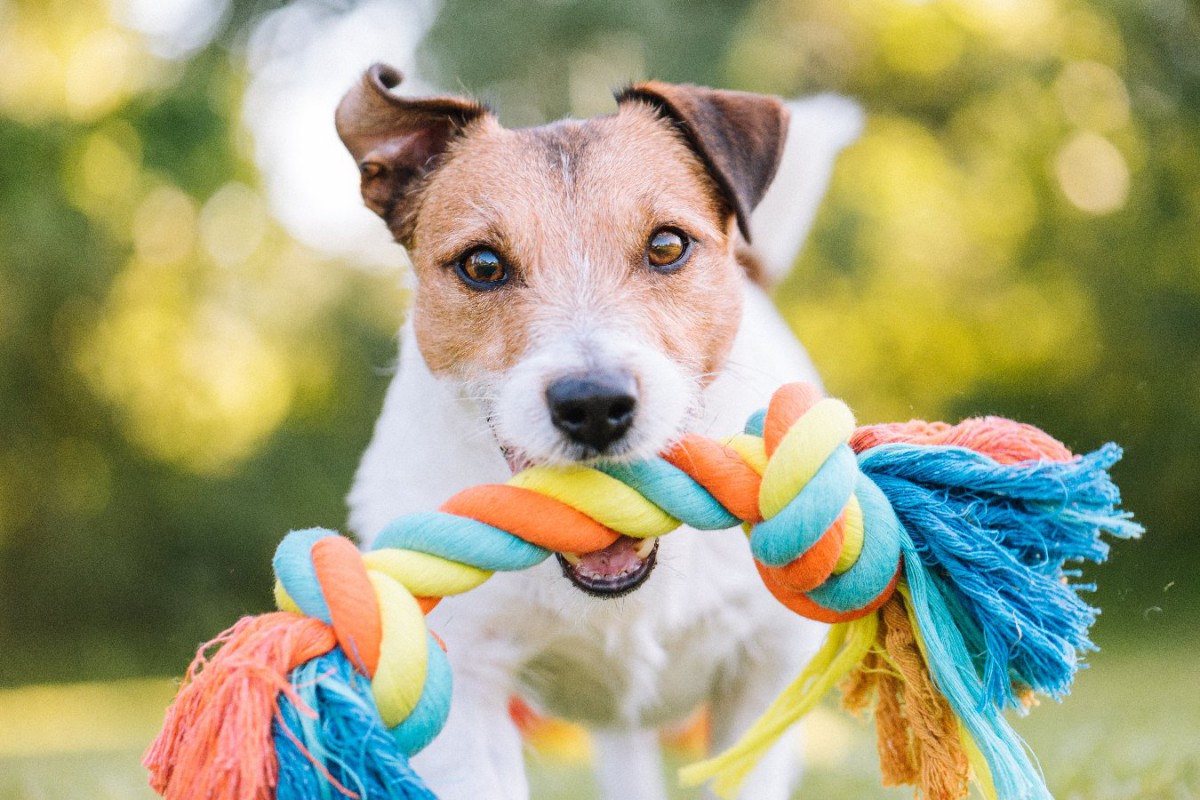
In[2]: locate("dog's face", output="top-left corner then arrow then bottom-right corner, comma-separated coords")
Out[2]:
338,66 -> 787,595
411,106 -> 746,469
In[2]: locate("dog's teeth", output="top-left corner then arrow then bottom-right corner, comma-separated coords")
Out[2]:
635,537 -> 657,559
561,551 -> 582,566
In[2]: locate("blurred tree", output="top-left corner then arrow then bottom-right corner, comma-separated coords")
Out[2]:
0,0 -> 402,683
423,0 -> 757,123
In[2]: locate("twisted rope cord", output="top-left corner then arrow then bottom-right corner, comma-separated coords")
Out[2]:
270,384 -> 906,752
148,380 -> 1136,800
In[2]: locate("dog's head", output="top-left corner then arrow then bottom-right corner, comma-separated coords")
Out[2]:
337,65 -> 787,595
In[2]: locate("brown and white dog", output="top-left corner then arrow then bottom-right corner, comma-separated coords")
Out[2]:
337,64 -> 861,800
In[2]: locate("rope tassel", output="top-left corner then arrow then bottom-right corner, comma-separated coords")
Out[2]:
145,383 -> 1139,800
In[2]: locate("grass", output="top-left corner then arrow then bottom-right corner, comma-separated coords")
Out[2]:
2,638 -> 1196,800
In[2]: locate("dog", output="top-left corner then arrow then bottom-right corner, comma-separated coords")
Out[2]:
337,63 -> 861,800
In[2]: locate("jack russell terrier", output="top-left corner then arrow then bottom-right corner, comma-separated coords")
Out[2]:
336,63 -> 862,800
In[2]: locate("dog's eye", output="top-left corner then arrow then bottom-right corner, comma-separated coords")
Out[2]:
646,228 -> 690,271
456,248 -> 508,288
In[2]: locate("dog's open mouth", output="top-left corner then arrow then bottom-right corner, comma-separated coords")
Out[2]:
501,444 -> 659,596
556,535 -> 659,597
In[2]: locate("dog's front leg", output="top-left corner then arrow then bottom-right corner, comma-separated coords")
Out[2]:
410,609 -> 529,800
592,727 -> 669,800
409,656 -> 527,800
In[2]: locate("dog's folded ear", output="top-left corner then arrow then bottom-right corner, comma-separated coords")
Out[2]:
336,64 -> 489,236
616,82 -> 789,243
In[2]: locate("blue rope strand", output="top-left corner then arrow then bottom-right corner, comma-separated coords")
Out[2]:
861,442 -> 1141,709
274,650 -> 436,800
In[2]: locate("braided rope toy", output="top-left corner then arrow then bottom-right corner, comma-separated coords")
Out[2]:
144,383 -> 1139,800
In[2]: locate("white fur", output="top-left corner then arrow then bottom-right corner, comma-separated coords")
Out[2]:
492,325 -> 694,467
750,95 -> 864,285
347,98 -> 860,800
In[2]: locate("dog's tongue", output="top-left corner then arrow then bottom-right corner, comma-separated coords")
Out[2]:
572,535 -> 652,579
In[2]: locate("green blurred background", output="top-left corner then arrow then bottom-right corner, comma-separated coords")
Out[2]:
1,0 -> 1197,797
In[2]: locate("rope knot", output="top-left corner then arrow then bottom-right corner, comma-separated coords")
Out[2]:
272,528 -> 451,755
749,384 -> 902,623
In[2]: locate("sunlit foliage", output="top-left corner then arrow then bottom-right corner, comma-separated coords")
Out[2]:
730,0 -> 1143,420
0,0 -> 402,681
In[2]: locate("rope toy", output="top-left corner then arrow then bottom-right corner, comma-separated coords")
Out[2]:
144,382 -> 1139,800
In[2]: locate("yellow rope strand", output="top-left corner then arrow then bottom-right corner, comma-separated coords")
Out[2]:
678,614 -> 877,797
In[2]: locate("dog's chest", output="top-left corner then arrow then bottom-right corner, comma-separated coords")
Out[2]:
515,608 -> 729,727
486,529 -> 770,728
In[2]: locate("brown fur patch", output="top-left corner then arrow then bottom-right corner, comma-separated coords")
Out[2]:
403,103 -> 745,387
841,595 -> 972,800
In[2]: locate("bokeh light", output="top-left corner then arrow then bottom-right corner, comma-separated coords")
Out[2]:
1054,130 -> 1131,214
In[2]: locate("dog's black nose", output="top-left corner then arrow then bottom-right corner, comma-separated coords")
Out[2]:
546,372 -> 638,452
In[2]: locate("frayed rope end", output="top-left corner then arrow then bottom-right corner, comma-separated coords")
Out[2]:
143,612 -> 336,800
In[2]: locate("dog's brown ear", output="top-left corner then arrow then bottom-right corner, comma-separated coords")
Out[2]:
336,64 -> 489,233
616,82 -> 789,243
